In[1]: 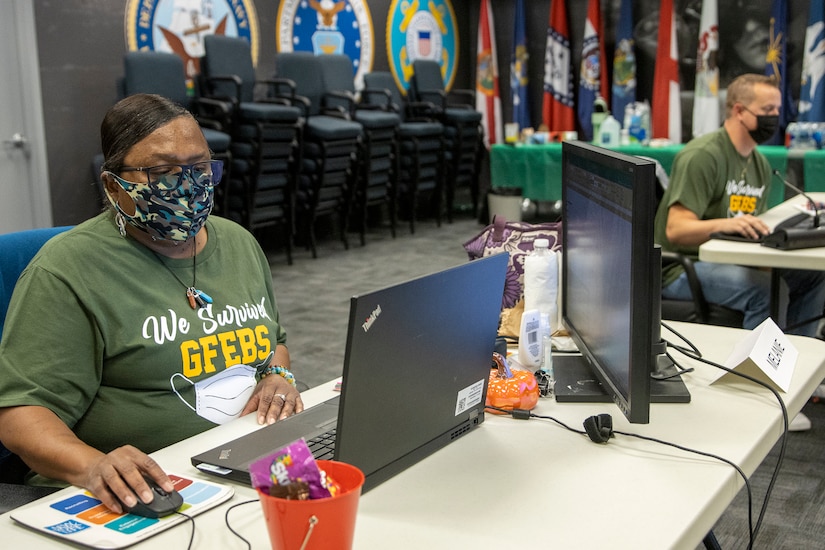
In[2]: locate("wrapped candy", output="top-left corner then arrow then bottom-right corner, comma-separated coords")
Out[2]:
249,438 -> 340,500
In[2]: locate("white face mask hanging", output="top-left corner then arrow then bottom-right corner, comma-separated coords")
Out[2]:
170,364 -> 257,424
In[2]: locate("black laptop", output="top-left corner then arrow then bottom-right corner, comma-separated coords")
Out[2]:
191,253 -> 508,492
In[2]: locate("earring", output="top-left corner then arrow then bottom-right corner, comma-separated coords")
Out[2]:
115,211 -> 127,238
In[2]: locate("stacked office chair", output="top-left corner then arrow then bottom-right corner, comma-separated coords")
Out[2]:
0,226 -> 71,509
316,55 -> 401,244
273,52 -> 363,258
407,59 -> 483,221
362,71 -> 445,233
200,35 -> 304,264
120,50 -> 233,202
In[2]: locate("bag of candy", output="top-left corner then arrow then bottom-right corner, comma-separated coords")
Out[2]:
249,438 -> 340,500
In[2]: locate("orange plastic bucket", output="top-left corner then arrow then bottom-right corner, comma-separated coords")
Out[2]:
257,460 -> 365,550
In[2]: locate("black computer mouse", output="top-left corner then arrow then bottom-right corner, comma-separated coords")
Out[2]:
118,476 -> 184,518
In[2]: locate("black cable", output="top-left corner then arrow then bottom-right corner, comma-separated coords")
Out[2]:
173,510 -> 196,550
224,498 -> 258,550
489,391 -> 766,550
667,341 -> 789,549
661,320 -> 703,358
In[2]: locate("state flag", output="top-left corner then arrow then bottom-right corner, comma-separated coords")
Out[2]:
652,0 -> 682,143
542,0 -> 575,132
511,0 -> 530,131
476,0 -> 503,146
692,0 -> 719,137
799,0 -> 825,121
577,0 -> 609,141
612,0 -> 636,129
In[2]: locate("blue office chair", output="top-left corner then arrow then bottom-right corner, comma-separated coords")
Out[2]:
0,226 -> 71,507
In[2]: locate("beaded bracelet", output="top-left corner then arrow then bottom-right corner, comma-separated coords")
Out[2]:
260,365 -> 297,386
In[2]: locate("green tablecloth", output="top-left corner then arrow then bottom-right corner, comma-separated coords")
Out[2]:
488,143 -> 817,208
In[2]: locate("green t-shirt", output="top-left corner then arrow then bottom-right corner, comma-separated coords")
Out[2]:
0,212 -> 287,454
654,127 -> 772,286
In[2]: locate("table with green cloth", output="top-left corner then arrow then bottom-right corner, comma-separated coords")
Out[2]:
489,143 -> 825,207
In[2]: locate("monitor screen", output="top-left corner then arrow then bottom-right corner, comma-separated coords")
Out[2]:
560,141 -> 657,424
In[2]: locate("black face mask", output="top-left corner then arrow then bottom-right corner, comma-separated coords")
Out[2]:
743,109 -> 779,144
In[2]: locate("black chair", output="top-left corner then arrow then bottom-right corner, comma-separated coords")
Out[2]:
362,71 -> 445,233
660,252 -> 745,326
407,59 -> 483,221
274,52 -> 363,258
120,50 -> 233,204
317,55 -> 401,244
200,36 -> 304,264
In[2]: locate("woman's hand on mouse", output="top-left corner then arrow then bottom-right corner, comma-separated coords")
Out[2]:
243,374 -> 304,425
83,446 -> 174,514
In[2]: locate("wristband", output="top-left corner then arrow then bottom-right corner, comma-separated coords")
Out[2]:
260,365 -> 297,386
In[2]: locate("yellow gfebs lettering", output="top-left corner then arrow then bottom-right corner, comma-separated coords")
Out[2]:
180,340 -> 202,377
200,335 -> 219,373
255,325 -> 271,361
218,331 -> 239,366
180,326 -> 273,378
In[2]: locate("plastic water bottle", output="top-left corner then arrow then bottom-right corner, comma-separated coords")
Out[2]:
598,114 -> 621,148
524,238 -> 559,335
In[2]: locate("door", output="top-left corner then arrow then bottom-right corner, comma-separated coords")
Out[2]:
0,0 -> 52,234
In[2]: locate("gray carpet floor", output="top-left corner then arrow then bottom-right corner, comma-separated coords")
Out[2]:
260,210 -> 825,550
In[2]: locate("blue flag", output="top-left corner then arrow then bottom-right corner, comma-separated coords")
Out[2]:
611,0 -> 636,128
800,0 -> 825,121
766,0 -> 796,141
511,0 -> 530,131
577,0 -> 608,141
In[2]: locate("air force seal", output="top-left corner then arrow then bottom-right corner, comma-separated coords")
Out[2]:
276,0 -> 375,90
125,0 -> 259,80
387,0 -> 459,92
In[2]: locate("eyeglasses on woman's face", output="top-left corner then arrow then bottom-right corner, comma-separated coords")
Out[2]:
116,160 -> 223,192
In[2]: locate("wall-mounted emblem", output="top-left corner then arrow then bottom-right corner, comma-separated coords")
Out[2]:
386,0 -> 459,92
276,0 -> 375,90
125,0 -> 259,81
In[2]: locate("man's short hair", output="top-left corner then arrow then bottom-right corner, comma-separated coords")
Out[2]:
725,74 -> 780,118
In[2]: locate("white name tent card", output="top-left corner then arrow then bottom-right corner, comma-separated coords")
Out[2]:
712,318 -> 798,393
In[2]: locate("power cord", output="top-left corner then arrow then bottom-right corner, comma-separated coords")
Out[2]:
489,319 -> 794,550
486,403 -> 758,550
662,321 -> 789,550
224,498 -> 259,549
173,510 -> 195,550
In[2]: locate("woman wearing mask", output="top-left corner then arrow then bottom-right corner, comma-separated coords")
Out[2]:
0,94 -> 303,513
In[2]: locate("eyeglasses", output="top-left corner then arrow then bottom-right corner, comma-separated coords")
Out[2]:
116,160 -> 223,191
742,105 -> 778,117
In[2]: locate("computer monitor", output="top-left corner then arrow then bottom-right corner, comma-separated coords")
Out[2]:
557,141 -> 660,424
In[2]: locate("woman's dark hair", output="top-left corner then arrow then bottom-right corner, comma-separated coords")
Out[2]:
100,94 -> 192,173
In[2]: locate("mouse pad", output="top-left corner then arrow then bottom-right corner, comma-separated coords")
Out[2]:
10,473 -> 233,549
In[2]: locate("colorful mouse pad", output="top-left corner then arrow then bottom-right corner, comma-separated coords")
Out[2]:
10,473 -> 233,549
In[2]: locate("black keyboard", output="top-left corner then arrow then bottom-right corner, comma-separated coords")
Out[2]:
710,212 -> 816,244
306,428 -> 336,460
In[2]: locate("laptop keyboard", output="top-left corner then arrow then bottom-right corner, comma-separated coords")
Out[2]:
307,428 -> 336,460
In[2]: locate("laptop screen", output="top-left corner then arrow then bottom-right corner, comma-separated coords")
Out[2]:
334,253 -> 508,489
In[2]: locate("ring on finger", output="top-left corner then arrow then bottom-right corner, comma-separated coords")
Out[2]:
275,393 -> 287,402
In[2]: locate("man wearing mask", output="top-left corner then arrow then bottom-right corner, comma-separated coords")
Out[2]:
656,73 -> 825,336
655,74 -> 825,430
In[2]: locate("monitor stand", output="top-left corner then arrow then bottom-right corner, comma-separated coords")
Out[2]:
553,353 -> 691,403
